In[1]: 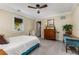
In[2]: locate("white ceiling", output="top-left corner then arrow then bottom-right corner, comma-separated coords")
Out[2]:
0,3 -> 77,19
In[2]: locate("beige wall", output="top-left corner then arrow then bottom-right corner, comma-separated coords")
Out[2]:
72,5 -> 79,37
0,6 -> 78,41
33,5 -> 79,41
0,10 -> 34,38
34,13 -> 72,41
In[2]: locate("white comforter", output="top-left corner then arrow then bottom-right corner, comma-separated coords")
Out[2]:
0,35 -> 40,55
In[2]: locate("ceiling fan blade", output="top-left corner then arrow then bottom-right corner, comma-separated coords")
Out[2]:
40,4 -> 48,9
28,6 -> 37,9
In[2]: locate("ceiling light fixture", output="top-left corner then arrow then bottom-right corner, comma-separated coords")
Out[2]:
28,4 -> 48,14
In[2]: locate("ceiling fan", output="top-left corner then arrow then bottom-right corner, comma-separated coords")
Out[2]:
28,4 -> 48,14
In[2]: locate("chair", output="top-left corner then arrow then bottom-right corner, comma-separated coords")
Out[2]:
64,35 -> 79,52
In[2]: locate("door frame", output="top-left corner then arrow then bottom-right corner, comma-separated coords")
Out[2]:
36,21 -> 41,37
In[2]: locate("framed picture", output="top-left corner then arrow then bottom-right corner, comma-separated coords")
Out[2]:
47,19 -> 54,27
14,17 -> 24,32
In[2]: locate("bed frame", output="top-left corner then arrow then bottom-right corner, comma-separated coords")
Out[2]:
21,43 -> 40,55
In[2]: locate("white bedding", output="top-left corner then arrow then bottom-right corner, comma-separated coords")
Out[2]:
0,35 -> 40,55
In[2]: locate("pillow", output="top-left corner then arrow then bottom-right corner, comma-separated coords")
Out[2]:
0,35 -> 8,44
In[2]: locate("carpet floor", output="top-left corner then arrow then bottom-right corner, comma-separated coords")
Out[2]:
30,38 -> 77,55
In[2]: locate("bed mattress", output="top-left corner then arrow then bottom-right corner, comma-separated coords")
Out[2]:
0,35 -> 40,55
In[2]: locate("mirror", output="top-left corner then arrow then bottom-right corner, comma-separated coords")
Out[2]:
47,19 -> 54,27
46,19 -> 55,29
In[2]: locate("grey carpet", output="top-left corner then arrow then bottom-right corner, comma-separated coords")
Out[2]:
30,38 -> 77,55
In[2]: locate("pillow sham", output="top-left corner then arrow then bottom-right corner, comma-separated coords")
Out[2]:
0,35 -> 8,44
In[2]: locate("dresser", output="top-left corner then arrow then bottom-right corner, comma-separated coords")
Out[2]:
44,29 -> 56,40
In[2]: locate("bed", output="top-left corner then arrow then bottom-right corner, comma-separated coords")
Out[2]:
0,35 -> 40,55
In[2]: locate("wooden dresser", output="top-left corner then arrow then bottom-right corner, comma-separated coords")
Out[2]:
44,29 -> 56,40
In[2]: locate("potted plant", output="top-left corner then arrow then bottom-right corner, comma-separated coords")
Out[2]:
63,24 -> 73,35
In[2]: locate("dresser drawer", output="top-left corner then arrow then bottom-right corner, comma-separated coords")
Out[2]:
44,29 -> 56,40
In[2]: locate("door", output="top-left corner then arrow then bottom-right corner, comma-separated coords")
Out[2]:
36,21 -> 41,37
